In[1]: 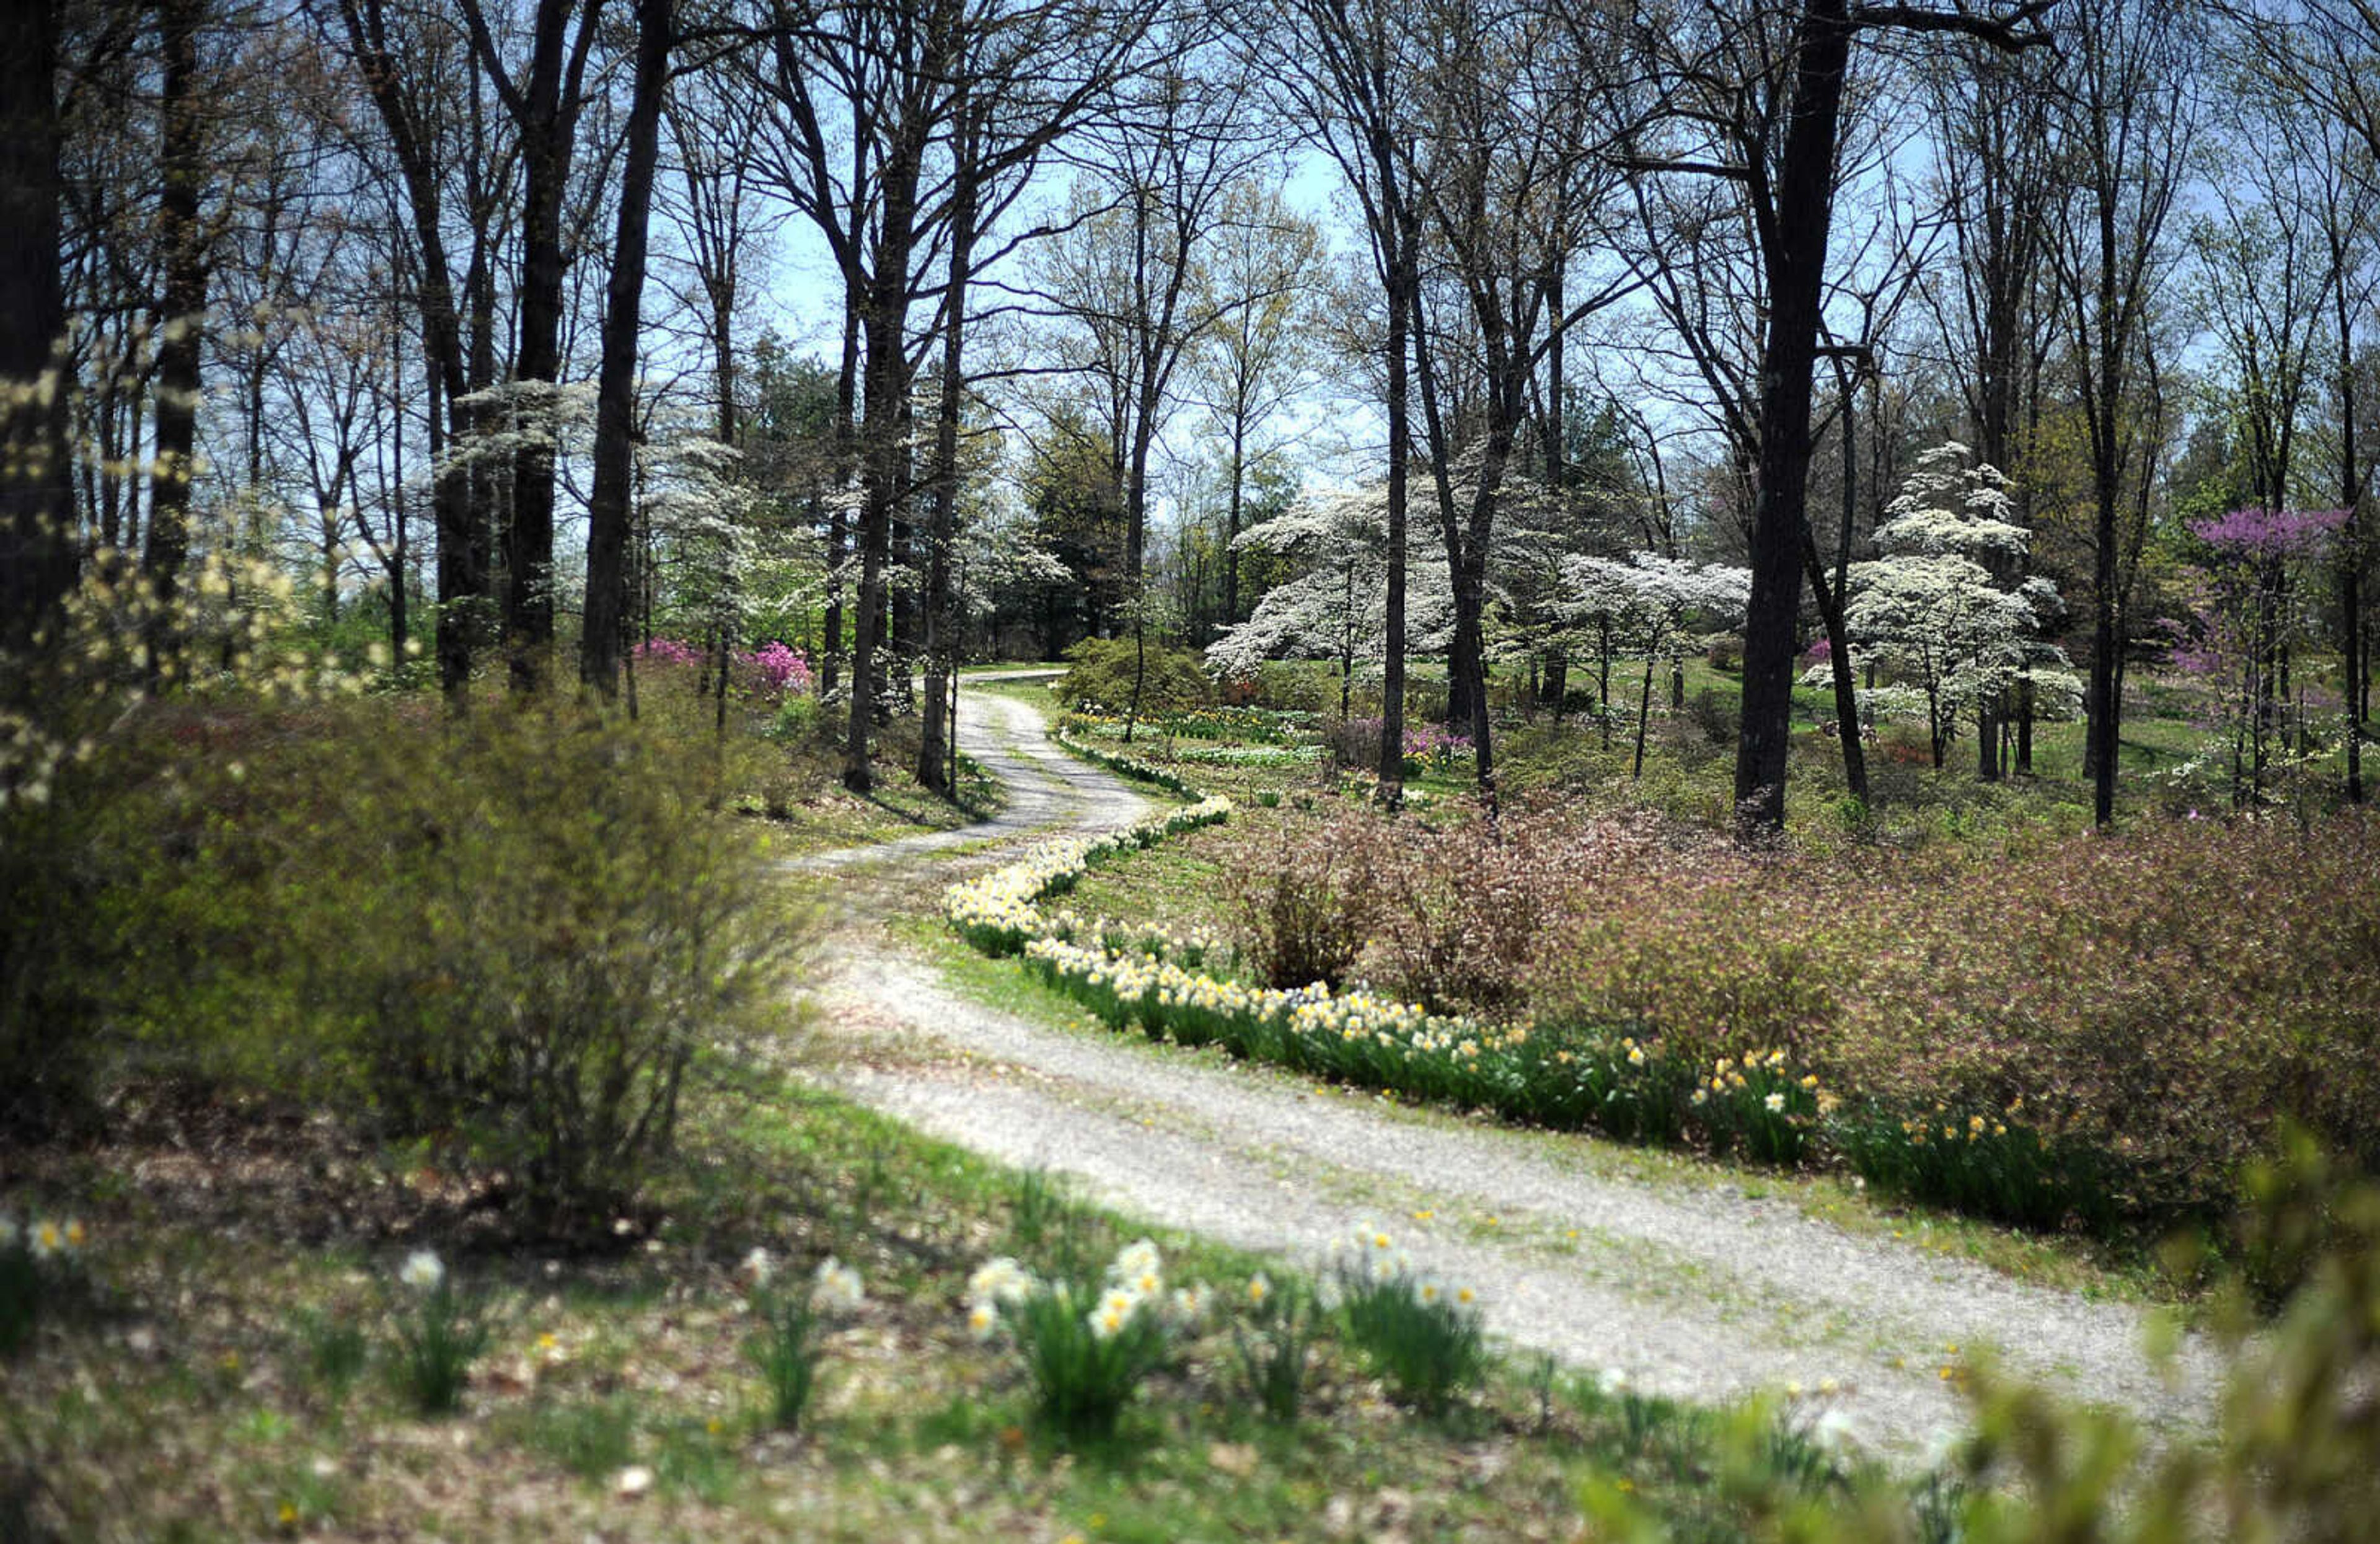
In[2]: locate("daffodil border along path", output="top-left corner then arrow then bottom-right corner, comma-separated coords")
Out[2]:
796,674 -> 2220,1463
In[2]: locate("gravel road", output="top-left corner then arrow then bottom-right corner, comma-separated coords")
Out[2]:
792,679 -> 2220,1463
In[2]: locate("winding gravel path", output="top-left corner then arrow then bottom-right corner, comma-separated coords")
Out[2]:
793,680 -> 2220,1463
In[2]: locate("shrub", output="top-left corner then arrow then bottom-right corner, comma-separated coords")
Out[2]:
270,703 -> 808,1230
94,699 -> 810,1233
1057,637 -> 1213,717
1919,1142 -> 2380,1542
1530,810 -> 2380,1227
1364,813 -> 1580,1016
1226,815 -> 1388,990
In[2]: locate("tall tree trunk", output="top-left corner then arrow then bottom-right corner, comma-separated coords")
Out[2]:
1802,534 -> 1867,801
919,101 -> 979,796
844,144 -> 920,793
144,0 -> 209,681
1224,419 -> 1245,630
1734,0 -> 1854,836
462,0 -> 598,695
2086,452 -> 2120,823
0,0 -> 77,673
2342,305 -> 2365,804
1377,187 -> 1413,806
823,298 -> 858,698
581,0 -> 671,699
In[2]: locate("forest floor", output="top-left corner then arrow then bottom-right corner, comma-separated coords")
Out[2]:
800,677 -> 2223,1466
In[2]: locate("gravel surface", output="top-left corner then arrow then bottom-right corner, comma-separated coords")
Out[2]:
791,684 -> 2221,1464
788,673 -> 1146,873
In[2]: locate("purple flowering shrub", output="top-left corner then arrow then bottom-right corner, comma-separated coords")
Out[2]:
1329,717 -> 1475,775
631,638 -> 813,706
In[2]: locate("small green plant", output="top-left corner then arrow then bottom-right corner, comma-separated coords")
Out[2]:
1332,1227 -> 1486,1417
1229,1271 -> 1319,1422
526,1395 -> 638,1480
743,1251 -> 865,1431
390,1251 -> 490,1416
291,1305 -> 369,1398
1001,1168 -> 1104,1284
966,1240 -> 1202,1441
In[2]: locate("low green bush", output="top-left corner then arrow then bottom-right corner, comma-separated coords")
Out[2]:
264,702 -> 807,1230
1056,637 -> 1213,717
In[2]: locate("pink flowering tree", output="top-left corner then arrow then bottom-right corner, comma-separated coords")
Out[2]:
2177,506 -> 2347,807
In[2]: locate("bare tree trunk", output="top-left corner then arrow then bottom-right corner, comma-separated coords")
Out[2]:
144,0 -> 209,681
919,94 -> 981,796
582,0 -> 671,700
2342,296 -> 2365,804
1735,0 -> 1854,836
0,0 -> 76,673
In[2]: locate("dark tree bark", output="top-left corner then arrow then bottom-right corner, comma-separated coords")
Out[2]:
1731,0 -> 1855,835
460,0 -> 603,694
1720,0 -> 2052,834
918,85 -> 983,795
581,0 -> 672,699
143,0 -> 209,681
333,0 -> 504,700
0,0 -> 77,672
2050,0 -> 2190,826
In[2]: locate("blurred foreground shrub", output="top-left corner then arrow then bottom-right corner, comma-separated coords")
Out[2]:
6,694 -> 805,1233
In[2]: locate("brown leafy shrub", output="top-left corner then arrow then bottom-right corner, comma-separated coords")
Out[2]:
1225,813 -> 1389,990
1530,811 -> 2380,1222
1362,811 -> 1596,1016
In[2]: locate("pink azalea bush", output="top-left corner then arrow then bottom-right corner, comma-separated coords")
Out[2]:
630,638 -> 813,705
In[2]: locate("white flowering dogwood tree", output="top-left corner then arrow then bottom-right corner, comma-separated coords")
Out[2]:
1830,443 -> 2078,767
1561,552 -> 1752,777
1205,483 -> 1452,720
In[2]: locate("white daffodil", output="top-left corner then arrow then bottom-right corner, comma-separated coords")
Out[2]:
812,1256 -> 864,1312
398,1250 -> 445,1292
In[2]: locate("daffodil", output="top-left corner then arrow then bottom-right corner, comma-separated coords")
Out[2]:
398,1250 -> 444,1292
812,1256 -> 864,1312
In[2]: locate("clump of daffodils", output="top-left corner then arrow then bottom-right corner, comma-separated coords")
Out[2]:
745,1250 -> 867,1431
1331,1226 -> 1487,1416
964,1238 -> 1211,1440
1,1206 -> 90,1356
389,1248 -> 488,1416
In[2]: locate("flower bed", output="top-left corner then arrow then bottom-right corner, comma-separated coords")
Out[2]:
1047,729 -> 1204,797
940,798 -> 1234,955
